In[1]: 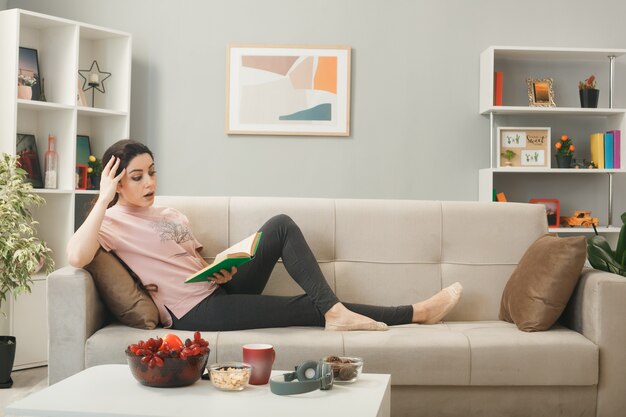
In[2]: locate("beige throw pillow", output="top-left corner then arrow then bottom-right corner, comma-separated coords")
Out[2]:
85,248 -> 159,329
499,234 -> 586,332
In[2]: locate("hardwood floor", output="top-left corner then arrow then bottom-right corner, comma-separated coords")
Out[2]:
0,366 -> 47,417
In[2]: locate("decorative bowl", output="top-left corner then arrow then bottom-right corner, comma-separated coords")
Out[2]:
208,362 -> 252,391
322,356 -> 364,383
126,349 -> 209,388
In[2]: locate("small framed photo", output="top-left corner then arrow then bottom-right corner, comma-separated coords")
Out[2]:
18,47 -> 42,101
529,199 -> 560,227
76,135 -> 92,167
226,44 -> 351,136
497,127 -> 551,168
76,164 -> 88,190
16,133 -> 43,188
527,78 -> 555,107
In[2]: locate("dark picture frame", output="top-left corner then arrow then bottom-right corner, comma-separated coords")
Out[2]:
76,135 -> 92,167
18,47 -> 42,101
16,134 -> 43,188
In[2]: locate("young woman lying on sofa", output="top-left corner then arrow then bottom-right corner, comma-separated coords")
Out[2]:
66,139 -> 463,332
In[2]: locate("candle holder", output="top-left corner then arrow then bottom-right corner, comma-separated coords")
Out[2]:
78,60 -> 111,108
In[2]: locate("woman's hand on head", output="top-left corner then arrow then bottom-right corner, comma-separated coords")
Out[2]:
98,156 -> 125,206
211,266 -> 237,285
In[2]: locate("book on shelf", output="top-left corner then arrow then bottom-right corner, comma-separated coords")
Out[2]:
590,132 -> 604,169
493,72 -> 503,106
184,232 -> 262,283
607,130 -> 621,169
496,192 -> 507,202
604,132 -> 614,169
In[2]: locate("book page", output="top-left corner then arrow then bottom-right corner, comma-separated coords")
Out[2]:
215,233 -> 258,260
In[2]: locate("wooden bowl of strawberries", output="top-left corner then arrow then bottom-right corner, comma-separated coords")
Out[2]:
126,331 -> 209,387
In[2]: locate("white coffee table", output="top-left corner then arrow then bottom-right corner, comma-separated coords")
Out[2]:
5,365 -> 390,417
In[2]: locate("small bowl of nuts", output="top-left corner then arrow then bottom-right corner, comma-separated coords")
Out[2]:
322,356 -> 364,383
208,362 -> 252,391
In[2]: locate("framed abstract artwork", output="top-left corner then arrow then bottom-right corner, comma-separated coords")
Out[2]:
226,45 -> 351,136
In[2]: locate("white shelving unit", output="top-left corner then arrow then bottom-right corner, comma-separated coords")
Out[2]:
479,46 -> 626,234
0,8 -> 131,369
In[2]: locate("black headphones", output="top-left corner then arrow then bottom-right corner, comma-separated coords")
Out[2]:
269,360 -> 334,395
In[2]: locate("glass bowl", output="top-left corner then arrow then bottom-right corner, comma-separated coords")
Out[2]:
208,362 -> 252,391
126,349 -> 209,388
322,356 -> 364,383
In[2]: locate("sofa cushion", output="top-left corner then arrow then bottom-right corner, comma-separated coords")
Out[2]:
85,249 -> 159,330
450,321 -> 598,386
499,234 -> 586,331
85,323 -> 217,367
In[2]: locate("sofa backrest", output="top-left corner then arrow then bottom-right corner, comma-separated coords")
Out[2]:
154,197 -> 547,321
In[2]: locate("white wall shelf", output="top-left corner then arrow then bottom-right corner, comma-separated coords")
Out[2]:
478,46 -> 626,235
0,8 -> 131,369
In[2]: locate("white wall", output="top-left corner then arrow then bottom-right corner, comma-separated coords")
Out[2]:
6,0 -> 626,217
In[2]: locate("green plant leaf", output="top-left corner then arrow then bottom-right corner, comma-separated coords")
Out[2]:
587,239 -> 622,272
615,211 -> 626,269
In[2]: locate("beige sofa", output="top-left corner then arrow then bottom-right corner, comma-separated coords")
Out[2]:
48,197 -> 626,417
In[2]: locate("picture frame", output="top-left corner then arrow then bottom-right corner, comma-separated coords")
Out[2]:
529,198 -> 560,227
527,78 -> 555,107
76,135 -> 92,167
77,79 -> 88,106
16,134 -> 43,188
497,127 -> 551,168
76,164 -> 88,190
226,44 -> 351,136
18,47 -> 42,101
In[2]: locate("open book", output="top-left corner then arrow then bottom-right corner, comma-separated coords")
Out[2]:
184,232 -> 262,283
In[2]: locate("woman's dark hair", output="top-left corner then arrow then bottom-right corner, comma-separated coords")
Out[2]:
100,139 -> 154,208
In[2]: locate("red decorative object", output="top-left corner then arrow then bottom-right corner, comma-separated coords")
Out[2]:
494,71 -> 503,106
529,199 -> 560,227
75,164 -> 88,190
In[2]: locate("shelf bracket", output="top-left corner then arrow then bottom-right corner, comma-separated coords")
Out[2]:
489,112 -> 494,169
609,55 -> 616,109
608,172 -> 614,227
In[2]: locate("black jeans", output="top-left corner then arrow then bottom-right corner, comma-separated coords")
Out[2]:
171,214 -> 413,331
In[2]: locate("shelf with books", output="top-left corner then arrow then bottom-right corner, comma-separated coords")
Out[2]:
478,46 -> 626,236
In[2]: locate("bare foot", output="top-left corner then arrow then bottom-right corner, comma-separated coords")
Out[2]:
412,282 -> 463,324
324,302 -> 388,331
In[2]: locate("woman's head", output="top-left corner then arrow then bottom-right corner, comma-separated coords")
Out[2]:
102,139 -> 156,208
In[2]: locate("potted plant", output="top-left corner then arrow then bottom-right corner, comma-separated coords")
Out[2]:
17,74 -> 37,100
579,75 -> 599,108
587,212 -> 626,277
500,149 -> 517,167
87,154 -> 103,190
554,135 -> 575,168
0,153 -> 54,388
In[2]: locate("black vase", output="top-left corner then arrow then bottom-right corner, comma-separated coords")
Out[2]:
0,336 -> 16,388
556,155 -> 573,169
580,89 -> 599,108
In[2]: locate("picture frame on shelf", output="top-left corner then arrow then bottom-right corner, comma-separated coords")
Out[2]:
527,78 -> 556,107
16,133 -> 43,188
76,135 -> 91,167
497,127 -> 551,168
77,79 -> 88,106
75,164 -> 88,190
18,47 -> 42,101
529,199 -> 560,227
226,44 -> 351,136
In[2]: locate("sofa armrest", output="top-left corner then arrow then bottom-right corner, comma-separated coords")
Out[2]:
562,267 -> 626,417
47,266 -> 108,385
